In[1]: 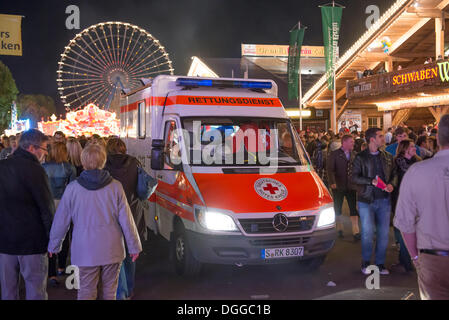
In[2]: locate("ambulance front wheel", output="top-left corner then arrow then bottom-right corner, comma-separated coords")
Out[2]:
173,223 -> 202,276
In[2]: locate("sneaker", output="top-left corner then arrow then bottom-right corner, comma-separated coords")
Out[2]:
57,269 -> 65,277
377,264 -> 390,275
338,230 -> 344,238
361,261 -> 371,275
353,233 -> 361,241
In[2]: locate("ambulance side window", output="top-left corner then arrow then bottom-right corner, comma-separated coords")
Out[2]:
138,101 -> 145,139
163,121 -> 182,170
120,111 -> 126,137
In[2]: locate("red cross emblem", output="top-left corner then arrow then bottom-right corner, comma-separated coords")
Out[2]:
263,183 -> 279,195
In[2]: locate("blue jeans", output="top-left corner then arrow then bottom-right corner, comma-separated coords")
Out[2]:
358,198 -> 391,265
116,254 -> 136,300
394,227 -> 412,271
116,262 -> 128,300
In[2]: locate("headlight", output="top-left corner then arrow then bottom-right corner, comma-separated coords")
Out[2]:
317,207 -> 335,228
195,208 -> 238,232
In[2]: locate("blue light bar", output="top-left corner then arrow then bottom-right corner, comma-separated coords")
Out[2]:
176,78 -> 272,89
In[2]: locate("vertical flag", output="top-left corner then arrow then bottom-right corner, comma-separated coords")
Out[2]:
0,14 -> 23,56
321,6 -> 343,90
287,27 -> 305,100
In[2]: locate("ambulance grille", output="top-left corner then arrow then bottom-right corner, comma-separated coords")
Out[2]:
239,216 -> 315,234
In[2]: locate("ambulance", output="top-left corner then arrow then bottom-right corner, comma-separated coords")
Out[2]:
120,75 -> 336,276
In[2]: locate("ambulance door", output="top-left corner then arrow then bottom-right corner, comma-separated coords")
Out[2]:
155,117 -> 183,241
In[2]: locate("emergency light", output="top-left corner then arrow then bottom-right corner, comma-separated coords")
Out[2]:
176,78 -> 272,89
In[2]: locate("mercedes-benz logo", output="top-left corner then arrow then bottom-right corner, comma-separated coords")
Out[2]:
272,213 -> 289,232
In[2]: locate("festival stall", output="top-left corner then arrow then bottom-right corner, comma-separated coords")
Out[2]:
38,103 -> 120,137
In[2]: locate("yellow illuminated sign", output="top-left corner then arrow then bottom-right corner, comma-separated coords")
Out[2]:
0,14 -> 22,56
242,44 -> 324,58
392,67 -> 438,85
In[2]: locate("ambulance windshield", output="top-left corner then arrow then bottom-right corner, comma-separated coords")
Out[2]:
181,117 -> 310,167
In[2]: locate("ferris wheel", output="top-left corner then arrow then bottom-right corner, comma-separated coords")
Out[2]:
57,22 -> 174,111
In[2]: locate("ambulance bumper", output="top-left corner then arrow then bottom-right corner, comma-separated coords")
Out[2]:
185,228 -> 336,265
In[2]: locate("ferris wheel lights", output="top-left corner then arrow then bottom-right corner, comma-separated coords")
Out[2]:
58,22 -> 173,110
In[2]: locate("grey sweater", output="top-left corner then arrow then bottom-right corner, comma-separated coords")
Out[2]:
48,178 -> 142,267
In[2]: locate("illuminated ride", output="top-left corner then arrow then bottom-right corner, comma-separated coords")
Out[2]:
38,103 -> 120,137
57,21 -> 174,111
4,102 -> 31,136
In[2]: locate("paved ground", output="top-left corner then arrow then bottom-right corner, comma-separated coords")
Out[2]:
46,212 -> 420,300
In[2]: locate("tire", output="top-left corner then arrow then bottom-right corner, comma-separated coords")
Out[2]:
172,223 -> 202,276
298,255 -> 326,272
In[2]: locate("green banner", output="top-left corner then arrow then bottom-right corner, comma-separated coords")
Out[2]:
321,6 -> 343,90
287,27 -> 305,100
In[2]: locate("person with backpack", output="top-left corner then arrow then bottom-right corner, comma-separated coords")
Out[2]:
104,137 -> 158,300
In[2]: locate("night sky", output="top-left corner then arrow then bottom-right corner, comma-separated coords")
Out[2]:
1,0 -> 393,113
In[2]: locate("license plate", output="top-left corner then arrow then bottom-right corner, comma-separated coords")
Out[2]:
261,246 -> 304,260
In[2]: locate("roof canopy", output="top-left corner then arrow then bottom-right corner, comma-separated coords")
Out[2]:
304,0 -> 449,110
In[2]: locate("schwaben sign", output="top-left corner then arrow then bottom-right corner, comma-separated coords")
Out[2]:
347,60 -> 449,101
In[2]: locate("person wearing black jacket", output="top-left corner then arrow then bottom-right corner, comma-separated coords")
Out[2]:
352,127 -> 397,276
0,129 -> 55,300
104,137 -> 141,300
327,135 -> 360,241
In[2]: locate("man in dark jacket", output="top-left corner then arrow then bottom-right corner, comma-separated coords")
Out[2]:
327,134 -> 360,241
352,127 -> 397,276
0,129 -> 55,300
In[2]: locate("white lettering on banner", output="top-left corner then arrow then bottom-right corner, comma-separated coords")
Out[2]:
366,5 -> 380,29
65,5 -> 80,30
365,265 -> 380,290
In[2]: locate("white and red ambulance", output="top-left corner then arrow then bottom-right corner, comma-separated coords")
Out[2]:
120,75 -> 335,275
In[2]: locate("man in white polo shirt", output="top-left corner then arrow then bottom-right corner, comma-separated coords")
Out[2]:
394,114 -> 449,300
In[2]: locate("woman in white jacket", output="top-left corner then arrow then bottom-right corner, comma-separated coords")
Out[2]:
48,144 -> 142,300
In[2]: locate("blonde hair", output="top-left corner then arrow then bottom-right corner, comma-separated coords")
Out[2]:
81,144 -> 107,170
66,138 -> 83,167
48,142 -> 68,163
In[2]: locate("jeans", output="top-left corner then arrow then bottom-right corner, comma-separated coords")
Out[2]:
394,227 -> 412,271
358,198 -> 391,265
116,263 -> 128,300
116,252 -> 136,300
0,253 -> 48,300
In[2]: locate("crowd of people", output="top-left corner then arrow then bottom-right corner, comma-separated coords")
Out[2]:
0,131 -> 143,300
0,117 -> 448,300
299,119 -> 449,299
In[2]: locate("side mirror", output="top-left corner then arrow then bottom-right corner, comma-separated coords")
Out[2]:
151,139 -> 164,170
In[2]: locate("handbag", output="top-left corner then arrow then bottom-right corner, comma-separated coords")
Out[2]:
136,166 -> 158,200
